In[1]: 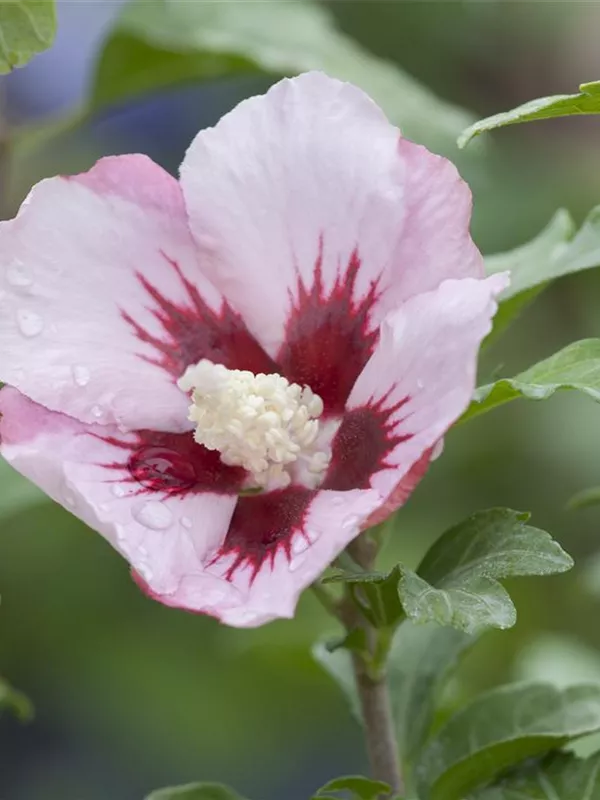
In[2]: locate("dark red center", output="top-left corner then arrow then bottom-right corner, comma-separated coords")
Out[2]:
108,241 -> 415,583
324,397 -> 413,492
216,488 -> 314,580
277,241 -> 380,416
123,251 -> 275,381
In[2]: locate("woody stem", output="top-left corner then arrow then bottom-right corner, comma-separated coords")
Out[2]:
341,537 -> 403,796
354,651 -> 403,795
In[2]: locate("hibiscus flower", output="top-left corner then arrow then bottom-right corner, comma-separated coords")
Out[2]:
0,73 -> 506,627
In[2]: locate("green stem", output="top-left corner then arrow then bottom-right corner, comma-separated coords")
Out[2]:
317,534 -> 402,794
370,626 -> 394,682
339,534 -> 403,796
353,652 -> 403,796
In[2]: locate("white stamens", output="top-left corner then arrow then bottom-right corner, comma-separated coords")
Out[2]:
178,360 -> 328,490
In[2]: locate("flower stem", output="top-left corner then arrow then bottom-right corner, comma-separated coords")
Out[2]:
337,533 -> 404,795
353,653 -> 403,796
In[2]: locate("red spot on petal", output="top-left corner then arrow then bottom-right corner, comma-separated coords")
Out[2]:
99,429 -> 246,496
124,252 -> 276,379
278,240 -> 380,416
213,488 -> 314,581
324,394 -> 413,491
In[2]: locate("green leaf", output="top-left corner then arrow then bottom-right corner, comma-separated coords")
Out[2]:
459,80 -> 600,147
568,487 -> 600,510
326,566 -> 405,629
487,207 -> 600,300
314,621 -> 475,778
145,784 -> 248,800
0,0 -> 56,73
399,509 -> 572,634
484,210 -> 574,344
92,0 -> 474,157
417,509 -> 571,585
326,627 -> 370,657
470,751 -> 600,799
464,340 -> 600,424
326,511 -> 571,635
389,623 -> 473,765
0,675 -> 33,721
312,775 -> 391,800
416,683 -> 600,800
484,206 -> 600,345
398,569 -> 514,634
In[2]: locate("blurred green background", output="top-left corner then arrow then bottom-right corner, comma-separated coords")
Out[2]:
2,1 -> 600,798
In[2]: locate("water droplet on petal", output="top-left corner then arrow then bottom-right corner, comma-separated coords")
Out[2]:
129,446 -> 196,492
115,526 -> 134,558
292,535 -> 310,555
63,491 -> 76,508
16,309 -> 43,338
332,496 -> 344,507
137,563 -> 154,582
133,500 -> 173,530
91,405 -> 103,419
431,439 -> 445,461
206,587 -> 227,605
416,379 -> 424,390
7,263 -> 33,288
112,484 -> 127,498
181,516 -> 192,530
343,515 -> 360,531
289,555 -> 306,573
72,365 -> 90,387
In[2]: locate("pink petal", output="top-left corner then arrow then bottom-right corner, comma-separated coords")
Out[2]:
0,388 -> 238,597
364,449 -> 432,528
377,138 -> 483,317
0,155 -> 272,431
326,275 -> 508,513
145,487 -> 382,627
1,387 -> 382,627
180,72 -> 482,413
